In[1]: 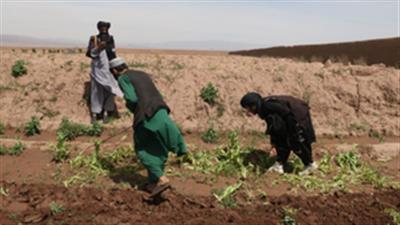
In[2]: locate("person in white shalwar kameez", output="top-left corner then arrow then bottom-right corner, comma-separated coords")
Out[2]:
87,24 -> 123,123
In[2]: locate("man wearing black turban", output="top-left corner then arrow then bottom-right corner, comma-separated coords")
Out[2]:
86,21 -> 116,60
240,92 -> 317,175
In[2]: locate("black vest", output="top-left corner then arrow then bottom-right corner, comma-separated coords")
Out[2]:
124,70 -> 170,128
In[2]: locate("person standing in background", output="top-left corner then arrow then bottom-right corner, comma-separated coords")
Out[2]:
86,21 -> 122,123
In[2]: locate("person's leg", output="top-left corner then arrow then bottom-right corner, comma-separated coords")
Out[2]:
295,142 -> 317,175
275,146 -> 291,165
90,78 -> 104,123
102,91 -> 117,123
292,141 -> 313,166
134,126 -> 169,192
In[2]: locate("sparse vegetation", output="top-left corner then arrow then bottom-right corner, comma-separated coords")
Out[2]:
11,60 -> 28,77
0,186 -> 9,197
0,142 -> 25,156
52,133 -> 70,162
64,142 -> 138,187
49,201 -> 65,215
201,127 -> 219,143
128,61 -> 149,68
369,129 -> 384,143
281,207 -> 297,225
24,116 -> 41,136
171,61 -> 185,70
200,83 -> 219,105
213,182 -> 242,208
56,118 -> 103,141
80,62 -> 90,71
0,122 -> 5,135
385,208 -> 400,225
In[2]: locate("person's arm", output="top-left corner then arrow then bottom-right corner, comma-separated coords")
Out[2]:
110,36 -> 116,57
118,75 -> 138,112
85,36 -> 95,58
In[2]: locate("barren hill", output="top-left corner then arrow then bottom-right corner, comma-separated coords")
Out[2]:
0,48 -> 399,137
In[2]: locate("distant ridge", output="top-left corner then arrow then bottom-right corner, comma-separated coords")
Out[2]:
230,37 -> 400,67
1,34 -> 83,48
1,34 -> 264,51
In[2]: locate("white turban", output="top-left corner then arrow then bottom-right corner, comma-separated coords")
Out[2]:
109,57 -> 126,69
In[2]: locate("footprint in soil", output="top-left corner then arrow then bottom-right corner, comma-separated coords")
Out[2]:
142,193 -> 169,205
22,211 -> 47,224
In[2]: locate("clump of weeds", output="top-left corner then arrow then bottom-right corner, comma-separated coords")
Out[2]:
24,116 -> 41,136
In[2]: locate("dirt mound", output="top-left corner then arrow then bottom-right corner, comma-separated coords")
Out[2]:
0,182 -> 398,225
230,37 -> 400,67
0,48 -> 399,136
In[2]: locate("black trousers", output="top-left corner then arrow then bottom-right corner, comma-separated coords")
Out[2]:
272,137 -> 313,166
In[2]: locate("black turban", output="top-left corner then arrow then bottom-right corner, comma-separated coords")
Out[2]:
240,92 -> 262,109
97,21 -> 111,30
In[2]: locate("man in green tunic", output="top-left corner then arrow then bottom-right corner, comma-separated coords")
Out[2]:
109,57 -> 187,196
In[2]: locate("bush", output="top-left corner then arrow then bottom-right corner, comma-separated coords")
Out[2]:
11,60 -> 28,77
0,142 -> 25,155
201,127 -> 219,143
0,122 -> 5,135
57,118 -> 103,141
200,83 -> 219,105
24,116 -> 41,136
52,133 -> 70,162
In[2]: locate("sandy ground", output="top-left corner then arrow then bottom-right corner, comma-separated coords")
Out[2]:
1,48 -> 399,137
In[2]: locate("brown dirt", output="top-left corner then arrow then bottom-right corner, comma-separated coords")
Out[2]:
1,47 -> 399,225
1,47 -> 399,136
0,182 -> 398,225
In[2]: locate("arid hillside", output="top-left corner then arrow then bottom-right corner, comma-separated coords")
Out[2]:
0,48 -> 399,136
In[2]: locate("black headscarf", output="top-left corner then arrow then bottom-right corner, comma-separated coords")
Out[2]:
97,21 -> 111,30
240,92 -> 262,112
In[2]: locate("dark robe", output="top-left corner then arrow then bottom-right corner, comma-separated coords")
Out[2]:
86,34 -> 116,60
257,95 -> 316,145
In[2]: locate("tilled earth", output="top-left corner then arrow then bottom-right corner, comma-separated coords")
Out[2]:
0,182 -> 399,225
0,131 -> 400,225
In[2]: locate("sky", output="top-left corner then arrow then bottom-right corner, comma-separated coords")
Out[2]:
1,0 -> 399,50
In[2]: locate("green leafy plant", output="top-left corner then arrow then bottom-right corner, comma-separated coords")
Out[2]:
385,208 -> 400,225
0,122 -> 5,135
201,127 -> 219,143
24,116 -> 41,136
318,153 -> 332,174
0,186 -> 8,197
213,182 -> 242,208
56,118 -> 103,141
214,131 -> 253,178
200,83 -> 219,105
335,149 -> 361,172
181,151 -> 215,174
79,62 -> 90,71
281,207 -> 297,225
11,60 -> 28,77
65,142 -> 137,187
369,129 -> 384,143
49,201 -> 65,215
52,133 -> 70,162
0,142 -> 25,156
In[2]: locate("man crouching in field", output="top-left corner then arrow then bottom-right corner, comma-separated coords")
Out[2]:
240,92 -> 317,175
109,57 -> 187,196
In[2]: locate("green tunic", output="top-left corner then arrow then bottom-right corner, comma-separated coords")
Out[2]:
118,74 -> 187,182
